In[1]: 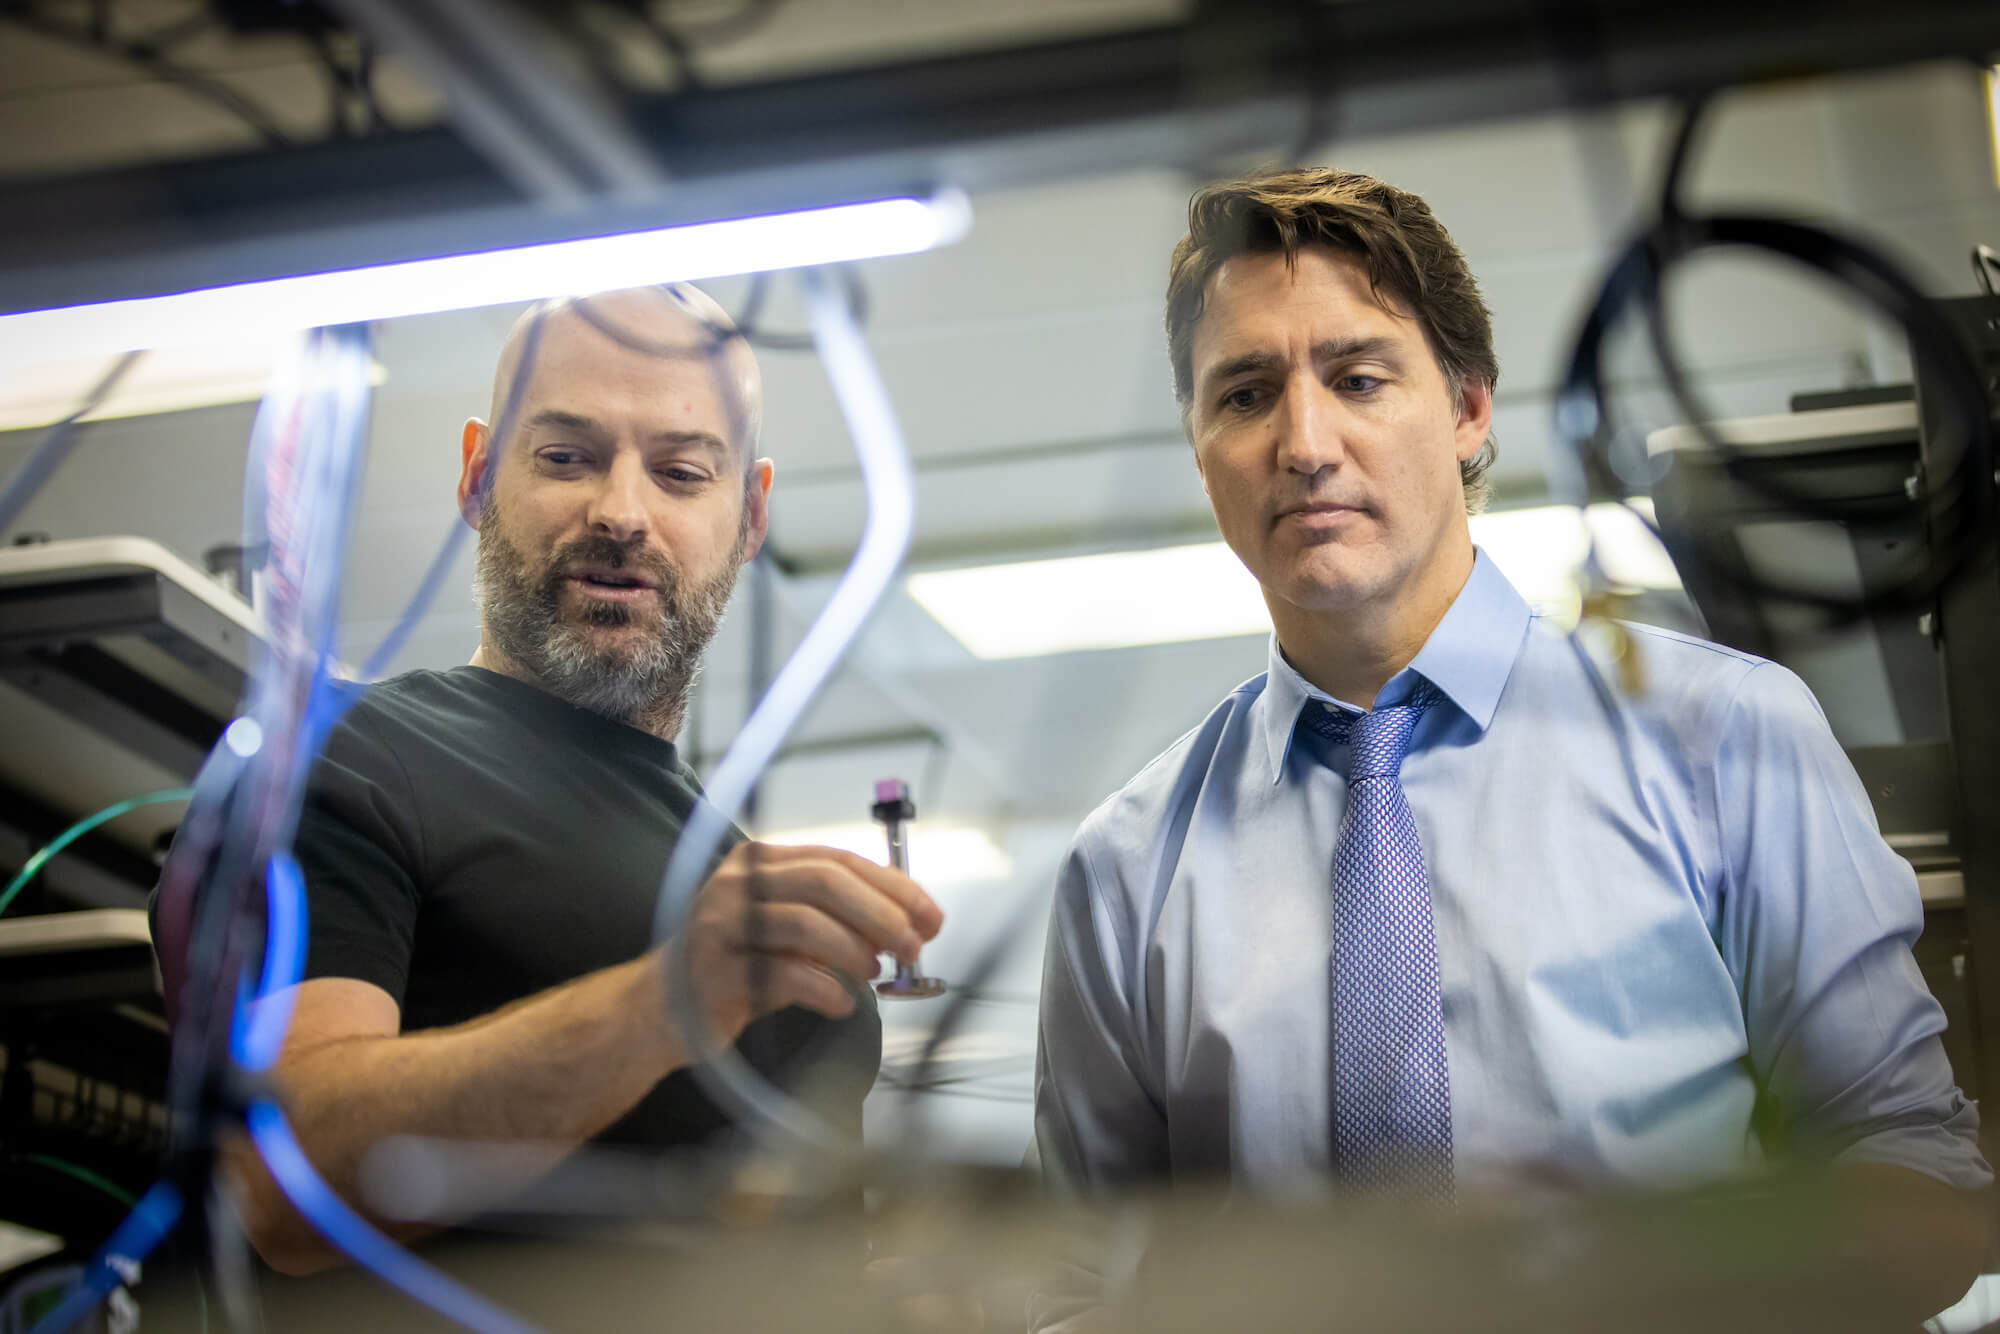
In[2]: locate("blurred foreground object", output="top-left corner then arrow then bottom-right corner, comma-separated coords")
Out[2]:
119,1167 -> 1988,1333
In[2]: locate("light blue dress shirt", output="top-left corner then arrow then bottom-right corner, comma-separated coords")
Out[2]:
1034,550 -> 1988,1197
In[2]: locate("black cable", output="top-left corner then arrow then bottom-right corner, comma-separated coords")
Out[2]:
649,0 -> 788,48
564,290 -> 739,361
0,351 -> 143,539
637,6 -> 705,92
1,4 -> 293,149
301,24 -> 392,138
733,268 -> 869,351
526,0 -> 787,98
565,269 -> 869,356
301,24 -> 354,138
1554,92 -> 1998,627
876,863 -> 1056,1179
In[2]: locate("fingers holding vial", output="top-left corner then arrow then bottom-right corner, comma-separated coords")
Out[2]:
870,779 -> 947,1000
673,797 -> 945,1044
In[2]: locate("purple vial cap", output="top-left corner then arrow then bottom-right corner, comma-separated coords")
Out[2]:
875,778 -> 909,803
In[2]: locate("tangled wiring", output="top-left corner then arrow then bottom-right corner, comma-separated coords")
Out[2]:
8,268 -> 932,1333
1554,92 -> 1998,632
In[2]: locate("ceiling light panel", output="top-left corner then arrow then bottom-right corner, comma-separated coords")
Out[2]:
908,505 -> 1683,660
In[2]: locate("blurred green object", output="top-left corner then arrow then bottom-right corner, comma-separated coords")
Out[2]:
0,787 -> 193,918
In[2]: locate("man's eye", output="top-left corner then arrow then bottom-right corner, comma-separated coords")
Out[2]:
1337,375 -> 1382,394
540,448 -> 585,467
1221,386 -> 1262,411
659,467 -> 708,485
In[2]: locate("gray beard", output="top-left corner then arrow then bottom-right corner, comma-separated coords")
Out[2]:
474,495 -> 741,737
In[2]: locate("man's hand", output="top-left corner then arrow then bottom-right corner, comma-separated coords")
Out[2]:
669,840 -> 944,1048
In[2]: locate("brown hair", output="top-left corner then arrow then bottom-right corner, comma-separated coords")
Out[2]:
1166,168 -> 1499,513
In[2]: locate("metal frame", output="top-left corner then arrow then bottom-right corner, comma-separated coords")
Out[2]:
0,568 -> 249,778
2,0 -> 1997,315
1919,294 -> 2000,1124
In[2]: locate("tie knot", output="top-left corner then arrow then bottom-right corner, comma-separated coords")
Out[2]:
1307,686 -> 1437,782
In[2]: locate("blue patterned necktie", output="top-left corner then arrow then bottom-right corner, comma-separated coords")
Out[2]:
1306,688 -> 1453,1201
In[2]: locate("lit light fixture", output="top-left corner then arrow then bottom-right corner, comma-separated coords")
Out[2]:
1987,66 -> 2000,190
908,504 -> 1683,660
0,192 -> 973,364
0,339 -> 387,431
761,822 -> 1013,888
1471,500 -> 1681,613
907,541 -> 1269,660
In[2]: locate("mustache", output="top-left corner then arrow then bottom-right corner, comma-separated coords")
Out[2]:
543,537 -> 676,596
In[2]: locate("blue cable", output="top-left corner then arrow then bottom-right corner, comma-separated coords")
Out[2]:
217,325 -> 554,1334
233,835 -> 552,1334
34,320 -> 556,1334
243,1108 -> 548,1334
26,1182 -> 184,1334
352,308 -> 548,687
653,267 -> 917,1153
229,851 -> 306,1073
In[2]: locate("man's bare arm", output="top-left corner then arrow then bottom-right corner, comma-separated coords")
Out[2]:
230,841 -> 941,1275
231,954 -> 692,1273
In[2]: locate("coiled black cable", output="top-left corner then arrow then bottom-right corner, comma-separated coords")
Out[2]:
1555,93 -> 1998,627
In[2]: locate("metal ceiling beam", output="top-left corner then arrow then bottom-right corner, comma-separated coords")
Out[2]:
322,0 -> 668,202
0,0 -> 1996,315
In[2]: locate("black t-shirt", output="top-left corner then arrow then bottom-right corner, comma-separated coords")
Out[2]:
278,665 -> 880,1148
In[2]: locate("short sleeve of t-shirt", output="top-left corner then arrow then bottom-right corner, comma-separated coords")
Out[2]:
292,704 -> 426,1004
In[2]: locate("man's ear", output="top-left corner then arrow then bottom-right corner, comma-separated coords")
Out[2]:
1454,379 -> 1495,463
739,458 -> 775,562
457,418 -> 490,529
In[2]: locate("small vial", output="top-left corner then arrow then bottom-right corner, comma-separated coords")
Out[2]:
871,778 -> 945,999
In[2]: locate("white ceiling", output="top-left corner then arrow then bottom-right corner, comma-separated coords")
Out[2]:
2,7 -> 1997,1161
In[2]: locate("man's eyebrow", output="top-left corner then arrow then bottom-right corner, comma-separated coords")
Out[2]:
1199,336 -> 1407,391
524,415 -> 731,460
524,408 -> 605,436
650,429 -> 730,457
1312,335 -> 1404,365
1199,349 -> 1285,389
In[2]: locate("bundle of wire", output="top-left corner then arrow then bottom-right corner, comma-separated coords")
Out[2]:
648,266 -> 919,1159
26,320 -> 553,1334
637,268 -> 1069,1194
1553,92 -> 1998,628
18,266 -> 937,1329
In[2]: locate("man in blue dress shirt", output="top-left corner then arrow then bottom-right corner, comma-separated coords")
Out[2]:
1032,168 -> 1990,1320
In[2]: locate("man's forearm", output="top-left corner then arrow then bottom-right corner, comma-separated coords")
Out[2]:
239,954 -> 687,1272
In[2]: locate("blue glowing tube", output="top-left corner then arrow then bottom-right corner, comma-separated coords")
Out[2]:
244,1103 -> 549,1334
353,308 -> 548,686
229,851 -> 307,1073
26,1182 -> 183,1334
652,265 -> 917,1153
231,745 -> 554,1334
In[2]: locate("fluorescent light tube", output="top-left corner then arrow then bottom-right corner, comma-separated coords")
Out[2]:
909,504 -> 1682,660
761,822 -> 1013,888
908,541 -> 1271,660
1472,501 -> 1681,613
0,339 -> 386,430
1987,66 -> 2000,190
0,192 -> 972,364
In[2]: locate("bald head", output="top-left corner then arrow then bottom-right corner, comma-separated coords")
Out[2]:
486,283 -> 763,464
460,282 -> 773,737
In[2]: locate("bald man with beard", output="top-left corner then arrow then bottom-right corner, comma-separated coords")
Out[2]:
171,287 -> 943,1277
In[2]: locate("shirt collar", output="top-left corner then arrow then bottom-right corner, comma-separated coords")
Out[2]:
1258,547 -> 1533,781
